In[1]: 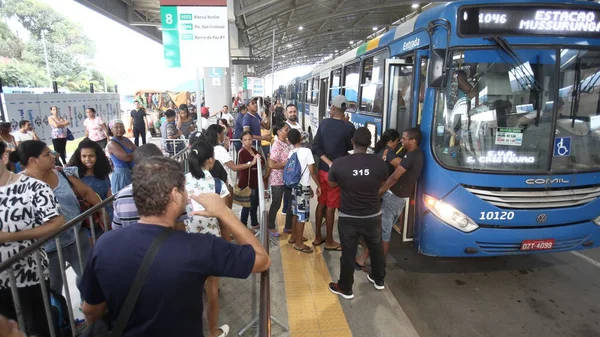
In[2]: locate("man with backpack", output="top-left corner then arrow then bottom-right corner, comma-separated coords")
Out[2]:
285,129 -> 321,253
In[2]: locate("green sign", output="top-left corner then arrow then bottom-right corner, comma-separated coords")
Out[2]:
161,6 -> 180,68
160,6 -> 229,68
243,76 -> 247,90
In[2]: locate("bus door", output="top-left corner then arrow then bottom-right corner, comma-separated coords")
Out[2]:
318,78 -> 329,124
383,58 -> 416,242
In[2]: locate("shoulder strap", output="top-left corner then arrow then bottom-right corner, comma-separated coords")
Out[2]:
111,228 -> 173,337
293,150 -> 308,176
57,169 -> 79,197
215,178 -> 222,195
382,148 -> 390,161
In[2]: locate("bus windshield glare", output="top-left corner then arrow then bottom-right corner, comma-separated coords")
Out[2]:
433,48 -> 600,173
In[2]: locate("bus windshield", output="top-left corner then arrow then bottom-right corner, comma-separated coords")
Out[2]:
432,48 -> 600,173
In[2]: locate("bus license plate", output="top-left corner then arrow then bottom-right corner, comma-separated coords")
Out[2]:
521,239 -> 555,251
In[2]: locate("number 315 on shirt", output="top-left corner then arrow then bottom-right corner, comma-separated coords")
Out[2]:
353,169 -> 370,176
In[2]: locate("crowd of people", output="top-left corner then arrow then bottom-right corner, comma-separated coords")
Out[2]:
0,92 -> 424,336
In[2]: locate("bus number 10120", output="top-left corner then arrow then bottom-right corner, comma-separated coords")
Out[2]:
479,211 -> 515,221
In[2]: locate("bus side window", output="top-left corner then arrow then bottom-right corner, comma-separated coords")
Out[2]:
360,52 -> 387,115
330,68 -> 342,106
418,58 -> 428,126
311,77 -> 320,105
343,62 -> 360,113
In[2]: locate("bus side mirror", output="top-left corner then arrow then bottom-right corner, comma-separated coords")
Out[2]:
428,49 -> 447,88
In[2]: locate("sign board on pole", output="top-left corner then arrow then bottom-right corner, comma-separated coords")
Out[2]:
252,78 -> 265,96
209,68 -> 223,78
160,0 -> 229,68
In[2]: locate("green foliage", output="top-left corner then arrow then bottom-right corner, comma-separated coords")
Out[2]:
0,59 -> 49,87
0,0 -> 107,92
0,20 -> 22,58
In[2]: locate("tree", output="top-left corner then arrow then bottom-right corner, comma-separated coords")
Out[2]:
0,59 -> 49,87
0,20 -> 23,58
1,0 -> 97,91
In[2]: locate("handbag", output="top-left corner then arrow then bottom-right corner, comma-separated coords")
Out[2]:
66,128 -> 74,141
233,153 -> 252,207
81,228 -> 173,337
58,170 -> 107,232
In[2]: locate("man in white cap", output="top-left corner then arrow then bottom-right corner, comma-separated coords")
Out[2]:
311,95 -> 355,251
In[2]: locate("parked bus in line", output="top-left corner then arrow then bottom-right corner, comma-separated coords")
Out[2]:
285,0 -> 600,256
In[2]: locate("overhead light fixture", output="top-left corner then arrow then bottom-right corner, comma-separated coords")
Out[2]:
299,26 -> 303,30
335,49 -> 339,53
372,27 -> 377,31
349,41 -> 353,44
412,3 -> 419,8
287,44 -> 292,47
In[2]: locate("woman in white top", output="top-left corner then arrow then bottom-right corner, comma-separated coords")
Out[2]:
0,122 -> 16,154
184,139 -> 230,337
47,106 -> 70,166
203,124 -> 256,208
0,141 -> 65,336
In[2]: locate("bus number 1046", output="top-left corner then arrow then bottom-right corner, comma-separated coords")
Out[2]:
479,211 -> 514,221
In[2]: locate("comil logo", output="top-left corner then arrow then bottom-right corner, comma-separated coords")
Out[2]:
525,178 -> 570,185
402,37 -> 420,51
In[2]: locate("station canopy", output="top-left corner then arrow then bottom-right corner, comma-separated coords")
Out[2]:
77,0 -> 433,75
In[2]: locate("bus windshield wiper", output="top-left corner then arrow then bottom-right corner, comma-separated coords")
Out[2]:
487,36 -> 544,125
570,54 -> 582,128
488,36 -> 543,92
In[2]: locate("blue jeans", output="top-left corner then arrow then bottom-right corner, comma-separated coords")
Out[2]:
381,191 -> 406,242
283,193 -> 289,213
241,189 -> 260,227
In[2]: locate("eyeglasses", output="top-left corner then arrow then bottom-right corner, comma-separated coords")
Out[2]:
49,150 -> 60,157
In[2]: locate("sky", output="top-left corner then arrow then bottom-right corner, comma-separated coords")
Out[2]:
31,0 -> 312,95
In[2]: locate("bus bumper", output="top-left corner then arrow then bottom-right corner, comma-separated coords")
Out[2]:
418,213 -> 600,257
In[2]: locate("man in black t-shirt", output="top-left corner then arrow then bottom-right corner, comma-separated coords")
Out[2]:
130,101 -> 148,146
380,128 -> 424,254
357,128 -> 424,267
327,127 -> 389,300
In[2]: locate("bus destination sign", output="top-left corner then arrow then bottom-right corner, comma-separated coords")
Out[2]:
459,7 -> 600,37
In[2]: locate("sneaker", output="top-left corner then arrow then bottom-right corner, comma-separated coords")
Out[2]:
281,210 -> 287,215
367,274 -> 384,290
328,282 -> 354,299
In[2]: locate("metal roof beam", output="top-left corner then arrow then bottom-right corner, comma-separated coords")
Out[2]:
235,0 -> 290,17
75,0 -> 162,43
249,2 -> 411,47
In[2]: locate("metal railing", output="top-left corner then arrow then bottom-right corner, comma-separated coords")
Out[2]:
0,197 -> 114,337
0,146 -> 280,336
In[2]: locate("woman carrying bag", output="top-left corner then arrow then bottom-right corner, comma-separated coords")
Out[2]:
235,132 -> 263,229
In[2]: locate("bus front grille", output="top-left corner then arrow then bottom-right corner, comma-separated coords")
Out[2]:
464,185 -> 600,209
476,237 -> 587,253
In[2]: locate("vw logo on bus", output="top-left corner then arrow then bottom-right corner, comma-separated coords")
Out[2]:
536,214 -> 548,224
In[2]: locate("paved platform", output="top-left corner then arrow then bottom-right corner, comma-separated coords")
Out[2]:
225,196 -> 420,337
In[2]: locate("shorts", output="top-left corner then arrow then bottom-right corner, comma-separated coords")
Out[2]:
291,185 -> 311,222
381,191 -> 407,242
318,170 -> 340,208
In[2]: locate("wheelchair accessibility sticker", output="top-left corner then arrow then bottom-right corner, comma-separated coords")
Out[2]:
554,137 -> 571,157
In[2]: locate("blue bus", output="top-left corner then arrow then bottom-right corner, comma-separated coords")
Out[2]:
286,0 -> 600,256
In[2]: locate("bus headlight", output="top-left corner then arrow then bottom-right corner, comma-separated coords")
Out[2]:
593,216 -> 600,226
423,194 -> 479,233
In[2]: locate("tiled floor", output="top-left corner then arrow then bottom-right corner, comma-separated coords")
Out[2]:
279,221 -> 352,337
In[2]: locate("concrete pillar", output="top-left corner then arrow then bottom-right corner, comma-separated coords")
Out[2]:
204,67 -> 232,124
233,65 -> 245,102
